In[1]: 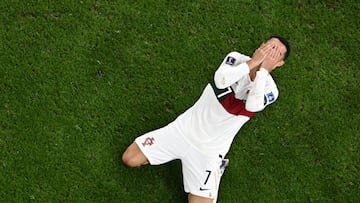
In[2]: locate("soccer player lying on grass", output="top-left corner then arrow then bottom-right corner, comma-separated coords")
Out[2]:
122,36 -> 290,203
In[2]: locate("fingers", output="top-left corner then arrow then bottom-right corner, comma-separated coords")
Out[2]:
259,43 -> 273,54
268,46 -> 282,60
256,43 -> 273,59
274,47 -> 283,60
251,42 -> 281,68
265,46 -> 275,59
261,46 -> 284,72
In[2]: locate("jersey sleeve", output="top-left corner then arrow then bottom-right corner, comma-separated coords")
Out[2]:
214,52 -> 251,89
245,68 -> 279,112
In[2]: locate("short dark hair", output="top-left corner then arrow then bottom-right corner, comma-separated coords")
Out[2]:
267,35 -> 290,60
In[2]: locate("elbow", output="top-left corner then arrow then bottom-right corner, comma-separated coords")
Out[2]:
245,103 -> 264,113
214,71 -> 228,89
245,95 -> 265,112
246,90 -> 279,112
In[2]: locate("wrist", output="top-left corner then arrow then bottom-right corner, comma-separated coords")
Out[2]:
246,60 -> 259,70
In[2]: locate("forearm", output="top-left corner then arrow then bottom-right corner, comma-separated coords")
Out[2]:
245,68 -> 269,112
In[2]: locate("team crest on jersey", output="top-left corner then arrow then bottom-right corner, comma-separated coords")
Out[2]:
225,56 -> 236,65
142,137 -> 155,147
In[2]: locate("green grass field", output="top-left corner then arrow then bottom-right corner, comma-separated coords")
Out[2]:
0,0 -> 359,202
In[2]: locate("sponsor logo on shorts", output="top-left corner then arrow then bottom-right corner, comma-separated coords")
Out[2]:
142,137 -> 155,147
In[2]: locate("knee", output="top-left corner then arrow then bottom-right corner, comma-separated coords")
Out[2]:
122,143 -> 148,167
122,151 -> 137,167
188,194 -> 214,203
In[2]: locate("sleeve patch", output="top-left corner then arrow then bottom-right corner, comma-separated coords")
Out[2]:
225,56 -> 236,65
264,92 -> 275,105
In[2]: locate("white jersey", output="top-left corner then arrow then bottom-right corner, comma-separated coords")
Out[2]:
174,51 -> 279,157
134,51 -> 280,200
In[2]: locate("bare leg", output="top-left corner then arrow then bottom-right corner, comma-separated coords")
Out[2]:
188,194 -> 214,203
122,142 -> 149,167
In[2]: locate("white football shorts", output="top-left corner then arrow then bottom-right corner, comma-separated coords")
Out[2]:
135,121 -> 225,200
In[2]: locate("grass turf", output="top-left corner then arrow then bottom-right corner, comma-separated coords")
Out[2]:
0,0 -> 359,202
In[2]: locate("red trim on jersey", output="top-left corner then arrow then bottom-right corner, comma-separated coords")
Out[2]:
221,92 -> 255,118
